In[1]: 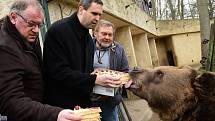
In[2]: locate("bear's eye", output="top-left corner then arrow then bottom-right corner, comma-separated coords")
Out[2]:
155,70 -> 164,79
157,71 -> 164,78
150,70 -> 164,84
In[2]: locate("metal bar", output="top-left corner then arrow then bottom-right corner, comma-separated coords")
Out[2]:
40,0 -> 51,28
39,0 -> 51,43
121,98 -> 133,121
117,105 -> 127,121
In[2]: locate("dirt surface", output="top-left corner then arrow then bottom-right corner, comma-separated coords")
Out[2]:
120,99 -> 162,121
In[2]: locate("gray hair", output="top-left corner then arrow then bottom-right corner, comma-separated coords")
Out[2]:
94,19 -> 115,32
10,0 -> 43,15
78,0 -> 103,10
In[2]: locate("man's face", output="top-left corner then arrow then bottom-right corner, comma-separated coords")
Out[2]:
10,5 -> 44,43
79,2 -> 103,29
95,25 -> 114,48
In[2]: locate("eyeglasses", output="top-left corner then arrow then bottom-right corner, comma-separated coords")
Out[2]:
16,13 -> 44,28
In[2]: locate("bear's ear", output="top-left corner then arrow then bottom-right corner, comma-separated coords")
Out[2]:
178,65 -> 193,69
195,72 -> 215,88
194,72 -> 215,100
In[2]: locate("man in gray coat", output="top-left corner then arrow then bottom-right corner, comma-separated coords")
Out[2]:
92,19 -> 129,121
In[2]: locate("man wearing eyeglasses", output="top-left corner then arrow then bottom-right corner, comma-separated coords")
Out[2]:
0,0 -> 81,121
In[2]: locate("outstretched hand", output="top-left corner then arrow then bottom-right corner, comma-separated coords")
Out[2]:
95,74 -> 122,88
57,109 -> 81,121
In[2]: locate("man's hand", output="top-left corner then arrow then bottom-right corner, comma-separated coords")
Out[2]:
57,109 -> 81,121
95,74 -> 122,88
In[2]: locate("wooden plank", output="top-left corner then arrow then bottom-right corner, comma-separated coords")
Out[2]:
115,26 -> 137,68
206,21 -> 215,71
133,33 -> 153,68
210,22 -> 215,71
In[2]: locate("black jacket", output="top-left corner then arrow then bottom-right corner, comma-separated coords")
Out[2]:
43,12 -> 97,109
0,16 -> 61,121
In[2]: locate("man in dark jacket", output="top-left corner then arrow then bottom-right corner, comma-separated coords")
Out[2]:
43,0 -> 121,109
0,0 -> 81,121
92,19 -> 129,121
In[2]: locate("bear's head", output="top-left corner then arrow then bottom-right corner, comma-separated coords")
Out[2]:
128,66 -> 215,121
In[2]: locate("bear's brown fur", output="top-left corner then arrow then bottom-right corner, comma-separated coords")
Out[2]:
129,66 -> 215,121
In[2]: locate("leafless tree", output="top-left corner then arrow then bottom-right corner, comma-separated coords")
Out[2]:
166,0 -> 176,19
180,0 -> 184,19
208,0 -> 215,18
197,0 -> 210,68
151,0 -> 156,20
155,0 -> 214,20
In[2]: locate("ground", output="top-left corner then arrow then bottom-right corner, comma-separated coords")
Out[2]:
120,99 -> 161,121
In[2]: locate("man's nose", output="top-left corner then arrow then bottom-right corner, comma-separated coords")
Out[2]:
32,25 -> 39,33
104,34 -> 110,39
95,15 -> 101,21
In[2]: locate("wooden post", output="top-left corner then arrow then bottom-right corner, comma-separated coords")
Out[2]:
206,20 -> 215,71
148,38 -> 160,67
133,33 -> 153,68
115,26 -> 137,68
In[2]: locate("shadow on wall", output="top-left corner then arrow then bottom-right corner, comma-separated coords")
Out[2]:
167,50 -> 175,66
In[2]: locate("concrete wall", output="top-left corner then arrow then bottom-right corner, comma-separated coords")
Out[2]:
132,33 -> 153,68
115,26 -> 137,68
47,1 -> 77,23
149,38 -> 159,67
155,20 -> 201,67
156,19 -> 200,36
171,32 -> 201,66
155,32 -> 201,67
0,0 -> 13,19
156,38 -> 169,66
102,0 -> 156,35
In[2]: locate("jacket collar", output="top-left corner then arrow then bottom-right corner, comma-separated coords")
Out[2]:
3,16 -> 35,51
69,12 -> 89,40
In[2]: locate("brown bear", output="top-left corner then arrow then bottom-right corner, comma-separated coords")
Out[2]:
128,66 -> 215,121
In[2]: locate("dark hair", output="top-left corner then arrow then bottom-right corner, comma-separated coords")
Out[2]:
78,0 -> 103,10
10,0 -> 43,15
